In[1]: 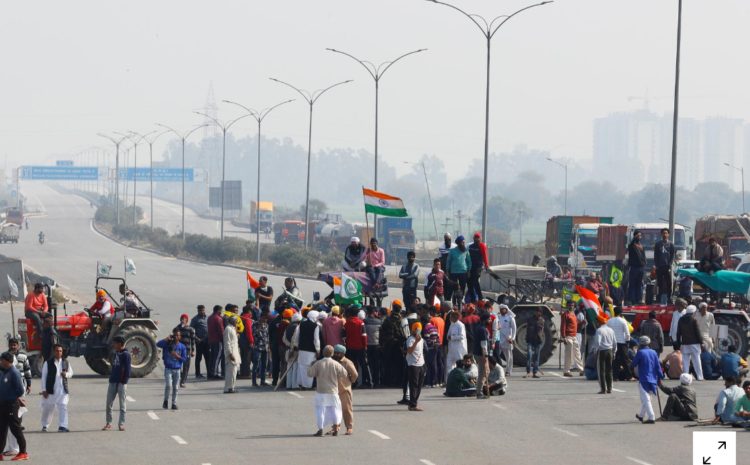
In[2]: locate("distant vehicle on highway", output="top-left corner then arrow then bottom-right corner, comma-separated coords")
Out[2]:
274,220 -> 305,244
5,207 -> 23,226
0,223 -> 20,243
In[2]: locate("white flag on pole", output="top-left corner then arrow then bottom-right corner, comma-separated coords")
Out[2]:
124,257 -> 137,275
97,261 -> 112,277
7,275 -> 18,298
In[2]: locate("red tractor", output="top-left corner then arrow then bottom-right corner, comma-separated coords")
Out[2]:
18,278 -> 160,378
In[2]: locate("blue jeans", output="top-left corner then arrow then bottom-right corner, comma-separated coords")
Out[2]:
526,342 -> 541,374
164,368 -> 180,404
628,266 -> 644,303
252,349 -> 267,384
366,265 -> 385,286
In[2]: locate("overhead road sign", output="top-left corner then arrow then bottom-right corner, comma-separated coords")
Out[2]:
56,160 -> 74,167
21,166 -> 98,180
119,168 -> 195,182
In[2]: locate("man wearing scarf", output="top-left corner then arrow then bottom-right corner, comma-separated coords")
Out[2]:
333,345 -> 358,435
307,346 -> 348,437
294,310 -> 321,389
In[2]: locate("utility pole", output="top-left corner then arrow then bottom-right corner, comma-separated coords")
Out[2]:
441,217 -> 452,235
455,210 -> 465,238
467,217 -> 472,237
518,209 -> 526,247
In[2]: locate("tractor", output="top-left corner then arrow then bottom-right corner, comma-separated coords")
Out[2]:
17,277 -> 160,378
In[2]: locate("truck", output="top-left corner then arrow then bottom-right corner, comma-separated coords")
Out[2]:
545,215 -> 614,265
5,207 -> 23,226
694,215 -> 750,269
566,223 -> 610,269
250,201 -> 273,233
317,223 -> 373,253
0,223 -> 20,243
376,218 -> 414,265
274,220 -> 305,244
625,223 -> 688,266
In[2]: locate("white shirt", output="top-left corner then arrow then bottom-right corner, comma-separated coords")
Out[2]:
447,320 -> 468,360
97,300 -> 112,317
606,317 -> 630,344
406,336 -> 425,367
695,311 -> 715,339
438,242 -> 456,258
292,324 -> 321,353
40,358 -> 73,405
669,309 -> 685,341
593,326 -> 617,354
497,312 -> 516,345
464,363 -> 478,381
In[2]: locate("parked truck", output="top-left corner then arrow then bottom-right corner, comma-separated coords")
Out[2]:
274,220 -> 305,244
250,201 -> 273,233
317,223 -> 373,253
694,214 -> 750,270
5,207 -> 23,226
0,223 -> 20,243
376,218 -> 414,265
545,215 -> 613,265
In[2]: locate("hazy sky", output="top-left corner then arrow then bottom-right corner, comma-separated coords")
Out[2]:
2,0 -> 749,183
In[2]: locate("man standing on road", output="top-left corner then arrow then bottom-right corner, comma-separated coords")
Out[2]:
446,236 -> 472,303
251,313 -> 269,387
467,233 -> 489,302
399,251 -> 420,308
190,305 -> 209,379
223,316 -> 241,394
41,344 -> 73,432
695,302 -> 715,354
654,228 -> 675,305
445,311 -> 467,378
238,307 -> 254,380
364,307 -> 382,389
7,339 -> 31,398
40,315 -> 59,364
525,308 -> 545,379
676,305 -> 704,381
24,283 -> 49,336
627,231 -> 646,305
639,311 -> 665,356
669,298 -> 687,349
474,313 -> 491,399
307,345 -> 348,437
496,305 -> 516,375
103,336 -> 130,431
561,300 -> 583,377
255,277 -> 274,314
607,307 -> 634,381
406,323 -> 426,411
439,233 -> 456,301
174,314 -> 195,388
0,352 -> 28,461
657,374 -> 698,422
294,310 -> 322,390
632,336 -> 662,424
343,307 -> 370,388
207,305 -> 225,380
592,314 -> 616,394
425,259 -> 445,306
333,345 -> 358,435
156,330 -> 187,410
322,306 -> 345,348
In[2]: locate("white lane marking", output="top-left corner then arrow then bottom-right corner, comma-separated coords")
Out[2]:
493,404 -> 507,410
171,435 -> 187,445
611,388 -> 625,393
287,391 -> 303,399
368,430 -> 391,440
420,461 -> 437,465
552,427 -> 579,437
126,396 -> 136,402
65,195 -> 84,215
625,457 -> 653,465
147,411 -> 159,420
28,191 -> 47,213
549,372 -> 565,378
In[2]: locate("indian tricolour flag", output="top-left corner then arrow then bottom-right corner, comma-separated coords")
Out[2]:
575,284 -> 609,323
247,271 -> 260,302
363,188 -> 408,218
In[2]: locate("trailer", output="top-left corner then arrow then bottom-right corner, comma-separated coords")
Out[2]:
545,215 -> 613,265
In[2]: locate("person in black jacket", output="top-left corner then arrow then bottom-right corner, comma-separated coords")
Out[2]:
676,306 -> 705,380
525,308 -> 545,379
103,336 -> 130,431
174,315 -> 196,388
190,305 -> 209,379
653,228 -> 675,305
40,315 -> 59,363
627,231 -> 647,305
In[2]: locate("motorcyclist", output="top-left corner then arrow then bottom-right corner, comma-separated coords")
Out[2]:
38,231 -> 45,243
531,255 -> 541,267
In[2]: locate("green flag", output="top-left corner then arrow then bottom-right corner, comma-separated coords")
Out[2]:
610,265 -> 623,288
561,288 -> 581,308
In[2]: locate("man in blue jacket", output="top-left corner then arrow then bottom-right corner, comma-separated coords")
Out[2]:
103,336 -> 131,431
0,351 -> 27,460
157,329 -> 188,410
632,335 -> 663,424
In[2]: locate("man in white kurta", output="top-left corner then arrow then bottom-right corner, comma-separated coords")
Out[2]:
445,312 -> 467,381
293,311 -> 321,389
40,345 -> 73,432
496,305 -> 517,375
306,345 -> 348,436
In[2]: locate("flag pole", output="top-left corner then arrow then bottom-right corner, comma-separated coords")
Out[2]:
9,290 -> 16,337
363,187 -> 371,245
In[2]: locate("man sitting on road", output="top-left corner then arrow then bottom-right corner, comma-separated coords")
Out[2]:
721,345 -> 750,380
487,356 -> 507,396
713,376 -> 744,425
444,360 -> 476,397
341,237 -> 366,272
24,283 -> 49,335
657,373 -> 698,422
728,380 -> 750,427
700,345 -> 721,380
462,354 -> 477,384
661,346 -> 684,380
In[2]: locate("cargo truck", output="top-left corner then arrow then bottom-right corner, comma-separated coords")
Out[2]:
5,207 -> 23,226
250,201 -> 274,233
376,218 -> 415,265
545,215 -> 613,265
694,215 -> 750,270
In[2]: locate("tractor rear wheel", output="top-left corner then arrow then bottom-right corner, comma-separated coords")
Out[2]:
86,355 -> 112,376
714,315 -> 750,359
512,305 -> 559,368
117,325 -> 159,378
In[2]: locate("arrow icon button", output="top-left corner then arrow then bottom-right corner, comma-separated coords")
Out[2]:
702,458 -> 710,465
718,441 -> 726,450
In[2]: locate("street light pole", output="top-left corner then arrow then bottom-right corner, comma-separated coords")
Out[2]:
194,112 -> 254,240
547,157 -> 567,216
427,0 -> 552,241
404,161 -> 439,239
222,99 -> 294,262
117,131 -> 157,229
97,133 -> 130,224
270,78 -> 352,249
326,47 -> 426,237
724,163 -> 745,213
131,130 -> 171,230
155,124 -> 206,240
668,0 -> 683,240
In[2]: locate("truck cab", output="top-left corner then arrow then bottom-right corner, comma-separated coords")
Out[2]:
567,223 -> 603,269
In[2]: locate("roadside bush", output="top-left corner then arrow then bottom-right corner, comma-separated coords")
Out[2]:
322,249 -> 341,270
95,205 -> 117,224
268,245 -> 321,275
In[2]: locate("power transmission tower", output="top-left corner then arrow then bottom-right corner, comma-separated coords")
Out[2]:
518,209 -> 526,247
455,209 -> 466,238
441,217 -> 452,236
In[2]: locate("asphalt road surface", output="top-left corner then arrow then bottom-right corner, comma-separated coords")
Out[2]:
1,183 -> 746,464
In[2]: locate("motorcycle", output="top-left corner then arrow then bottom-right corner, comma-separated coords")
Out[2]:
39,236 -> 44,245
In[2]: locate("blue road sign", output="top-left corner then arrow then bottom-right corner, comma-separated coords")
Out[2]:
11,190 -> 17,198
21,166 -> 98,180
119,168 -> 194,182
56,160 -> 74,167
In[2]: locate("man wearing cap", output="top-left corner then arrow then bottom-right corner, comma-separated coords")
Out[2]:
307,345 -> 348,436
223,315 -> 241,394
695,302 -> 715,354
322,306 -> 345,348
561,300 -> 584,377
592,314 -> 616,394
406,322 -> 426,411
174,314 -> 196,388
467,233 -> 490,302
342,237 -> 366,272
631,336 -> 663,424
363,238 -> 386,289
0,351 -> 28,460
90,290 -> 114,334
496,304 -> 516,375
446,236 -> 472,303
332,345 -> 357,435
657,374 -> 698,421
474,313 -> 492,399
24,282 -> 49,336
676,304 -> 704,380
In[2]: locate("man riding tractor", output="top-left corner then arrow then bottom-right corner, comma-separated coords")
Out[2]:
89,290 -> 114,334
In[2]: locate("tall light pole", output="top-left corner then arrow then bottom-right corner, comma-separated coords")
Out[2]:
427,0 -> 552,241
223,99 -> 293,262
97,133 -> 130,224
404,160 -> 438,239
131,130 -> 171,230
547,157 -> 567,216
116,131 -> 157,229
155,124 -> 206,240
270,77 -> 352,249
725,163 -> 745,213
194,112 -> 254,240
667,0 -> 683,240
326,47 -> 426,236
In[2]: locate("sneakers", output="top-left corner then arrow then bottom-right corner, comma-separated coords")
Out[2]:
172,404 -> 179,410
162,400 -> 168,410
41,427 -> 47,432
11,453 -> 28,461
563,372 -> 573,377
57,427 -> 69,433
476,394 -> 488,399
396,398 -> 409,405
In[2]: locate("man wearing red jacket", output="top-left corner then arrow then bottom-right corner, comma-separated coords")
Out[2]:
207,305 -> 225,380
467,233 -> 490,303
343,307 -> 371,388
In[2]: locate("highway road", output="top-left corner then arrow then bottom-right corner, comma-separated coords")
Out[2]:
1,183 -> 746,464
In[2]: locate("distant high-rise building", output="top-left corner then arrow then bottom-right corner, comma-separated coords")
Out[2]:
704,117 -> 745,191
659,114 -> 703,188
